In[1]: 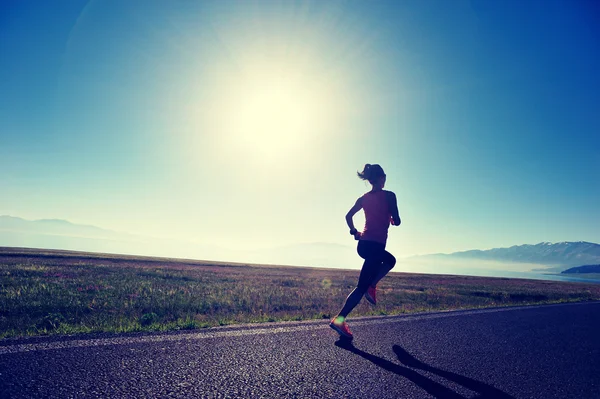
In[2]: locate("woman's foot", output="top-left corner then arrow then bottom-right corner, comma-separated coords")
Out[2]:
365,285 -> 377,305
329,316 -> 353,339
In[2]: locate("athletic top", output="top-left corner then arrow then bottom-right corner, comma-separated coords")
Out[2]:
360,190 -> 392,245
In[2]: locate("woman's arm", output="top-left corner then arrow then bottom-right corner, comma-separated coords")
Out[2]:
346,197 -> 363,235
386,191 -> 401,226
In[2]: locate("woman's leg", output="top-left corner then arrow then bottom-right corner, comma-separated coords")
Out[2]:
370,250 -> 396,287
338,287 -> 366,318
337,241 -> 383,318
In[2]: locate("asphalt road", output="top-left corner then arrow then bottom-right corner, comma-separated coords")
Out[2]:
1,302 -> 599,398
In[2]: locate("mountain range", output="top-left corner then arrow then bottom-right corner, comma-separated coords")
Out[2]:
421,241 -> 600,270
0,215 -> 230,261
0,215 -> 120,239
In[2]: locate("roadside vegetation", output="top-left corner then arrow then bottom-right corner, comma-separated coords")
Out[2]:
1,250 -> 599,339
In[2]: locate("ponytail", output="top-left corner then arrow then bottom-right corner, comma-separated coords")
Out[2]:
357,164 -> 385,184
357,164 -> 372,180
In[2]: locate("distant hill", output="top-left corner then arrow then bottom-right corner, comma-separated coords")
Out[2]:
0,215 -> 230,262
419,241 -> 600,270
562,265 -> 600,274
0,216 -> 356,268
0,215 -> 118,239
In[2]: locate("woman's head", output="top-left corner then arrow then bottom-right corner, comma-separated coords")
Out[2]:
357,164 -> 386,186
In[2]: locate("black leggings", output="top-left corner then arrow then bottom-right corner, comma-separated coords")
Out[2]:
356,240 -> 396,290
338,240 -> 396,318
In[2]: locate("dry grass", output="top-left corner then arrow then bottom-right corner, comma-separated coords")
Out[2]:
1,248 -> 599,339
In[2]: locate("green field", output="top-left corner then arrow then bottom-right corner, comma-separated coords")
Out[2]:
1,248 -> 599,339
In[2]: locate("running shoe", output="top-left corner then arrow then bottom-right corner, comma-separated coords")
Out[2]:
330,316 -> 353,339
365,285 -> 377,305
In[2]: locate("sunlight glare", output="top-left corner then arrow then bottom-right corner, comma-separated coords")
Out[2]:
203,58 -> 340,168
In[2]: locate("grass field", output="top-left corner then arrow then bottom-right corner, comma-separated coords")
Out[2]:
1,247 -> 600,339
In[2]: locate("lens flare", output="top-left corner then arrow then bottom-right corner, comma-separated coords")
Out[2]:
321,278 -> 332,289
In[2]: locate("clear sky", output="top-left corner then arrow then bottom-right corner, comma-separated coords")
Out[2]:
1,0 -> 599,259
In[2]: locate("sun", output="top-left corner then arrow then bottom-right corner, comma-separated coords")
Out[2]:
229,76 -> 314,157
201,59 -> 339,167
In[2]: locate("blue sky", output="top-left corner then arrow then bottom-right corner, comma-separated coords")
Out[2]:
1,0 -> 599,260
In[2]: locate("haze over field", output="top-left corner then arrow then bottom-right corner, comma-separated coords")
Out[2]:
1,1 -> 599,270
2,216 -> 600,283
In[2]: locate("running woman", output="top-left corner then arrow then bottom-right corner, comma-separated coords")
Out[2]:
330,164 -> 401,339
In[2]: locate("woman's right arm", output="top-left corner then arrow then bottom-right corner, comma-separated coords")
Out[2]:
346,197 -> 363,237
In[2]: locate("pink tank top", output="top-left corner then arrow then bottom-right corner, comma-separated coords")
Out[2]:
360,190 -> 391,245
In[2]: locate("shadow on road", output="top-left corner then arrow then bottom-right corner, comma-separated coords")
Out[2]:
335,339 -> 515,399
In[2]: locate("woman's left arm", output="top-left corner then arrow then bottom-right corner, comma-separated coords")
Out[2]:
386,191 -> 401,226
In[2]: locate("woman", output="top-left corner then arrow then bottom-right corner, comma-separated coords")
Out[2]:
330,164 -> 401,339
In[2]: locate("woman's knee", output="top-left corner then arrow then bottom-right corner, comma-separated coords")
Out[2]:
385,252 -> 396,268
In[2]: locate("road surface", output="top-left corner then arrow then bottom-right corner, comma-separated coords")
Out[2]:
1,302 -> 599,398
